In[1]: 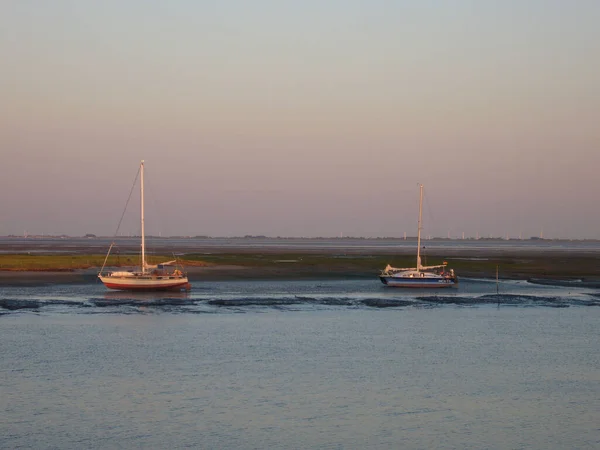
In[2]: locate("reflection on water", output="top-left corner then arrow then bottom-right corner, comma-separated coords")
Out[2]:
93,290 -> 192,307
101,290 -> 191,300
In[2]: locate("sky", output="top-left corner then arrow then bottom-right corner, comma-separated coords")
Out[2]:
1,0 -> 599,239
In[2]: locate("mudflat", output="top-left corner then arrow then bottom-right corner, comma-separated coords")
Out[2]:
1,238 -> 599,286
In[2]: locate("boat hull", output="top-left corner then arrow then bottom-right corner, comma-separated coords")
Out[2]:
379,184 -> 458,287
99,275 -> 190,291
379,276 -> 457,288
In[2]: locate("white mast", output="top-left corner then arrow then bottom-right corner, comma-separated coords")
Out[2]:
416,183 -> 423,271
140,160 -> 146,273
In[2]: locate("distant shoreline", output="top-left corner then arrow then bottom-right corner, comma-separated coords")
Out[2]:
3,235 -> 600,242
2,237 -> 600,286
1,246 -> 600,286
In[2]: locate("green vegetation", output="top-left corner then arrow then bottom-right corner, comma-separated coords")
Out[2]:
184,252 -> 408,269
168,252 -> 600,279
0,254 -> 177,271
0,251 -> 598,280
443,255 -> 600,279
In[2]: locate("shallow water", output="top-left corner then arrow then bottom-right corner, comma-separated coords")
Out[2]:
1,277 -> 599,314
1,279 -> 599,449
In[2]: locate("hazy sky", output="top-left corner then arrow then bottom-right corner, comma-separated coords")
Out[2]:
1,1 -> 599,238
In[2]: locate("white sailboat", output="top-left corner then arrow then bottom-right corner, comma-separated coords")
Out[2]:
98,161 -> 190,291
379,184 -> 457,288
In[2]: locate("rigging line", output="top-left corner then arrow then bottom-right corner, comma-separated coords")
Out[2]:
100,169 -> 141,273
100,166 -> 141,272
112,166 -> 141,239
99,242 -> 115,274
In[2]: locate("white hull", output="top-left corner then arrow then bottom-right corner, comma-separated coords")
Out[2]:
98,161 -> 190,293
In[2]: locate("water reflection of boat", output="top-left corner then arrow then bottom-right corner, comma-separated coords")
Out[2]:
379,184 -> 457,288
94,290 -> 191,306
98,161 -> 191,292
101,290 -> 191,301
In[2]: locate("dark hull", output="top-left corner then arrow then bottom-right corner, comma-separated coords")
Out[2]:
379,276 -> 457,288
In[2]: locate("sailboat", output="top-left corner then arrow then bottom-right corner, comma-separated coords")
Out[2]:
379,184 -> 457,287
98,161 -> 191,291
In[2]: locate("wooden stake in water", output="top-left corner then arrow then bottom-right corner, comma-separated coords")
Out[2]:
496,265 -> 499,295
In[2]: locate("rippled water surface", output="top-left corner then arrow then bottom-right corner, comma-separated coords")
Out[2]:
1,279 -> 599,449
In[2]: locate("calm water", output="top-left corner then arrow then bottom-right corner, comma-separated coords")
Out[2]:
1,278 -> 599,449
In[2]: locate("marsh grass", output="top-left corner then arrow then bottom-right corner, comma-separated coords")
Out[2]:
0,252 -> 598,280
0,254 -> 181,271
180,252 -> 600,279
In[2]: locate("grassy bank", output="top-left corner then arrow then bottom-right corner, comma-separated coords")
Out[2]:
2,251 -> 598,281
183,252 -> 600,280
0,254 -> 204,272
